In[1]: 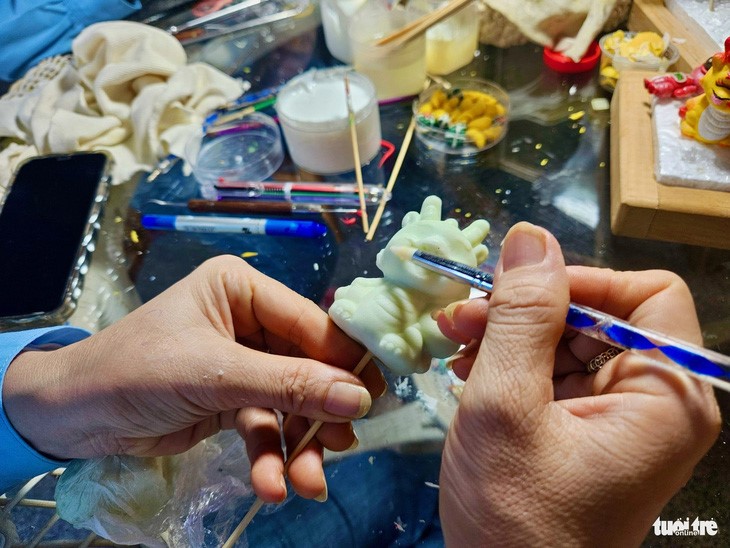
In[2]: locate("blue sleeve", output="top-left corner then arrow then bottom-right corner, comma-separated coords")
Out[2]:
0,0 -> 142,82
0,326 -> 90,494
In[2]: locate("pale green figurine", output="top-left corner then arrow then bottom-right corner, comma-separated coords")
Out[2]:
329,195 -> 490,375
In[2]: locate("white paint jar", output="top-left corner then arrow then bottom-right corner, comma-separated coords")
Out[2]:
275,68 -> 382,174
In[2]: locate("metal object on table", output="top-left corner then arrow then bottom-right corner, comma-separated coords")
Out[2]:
153,0 -> 313,45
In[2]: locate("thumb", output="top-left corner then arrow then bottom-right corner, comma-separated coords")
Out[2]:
467,222 -> 569,419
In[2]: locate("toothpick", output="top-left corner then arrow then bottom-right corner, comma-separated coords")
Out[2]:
344,74 -> 370,233
366,115 -> 416,241
223,350 -> 374,547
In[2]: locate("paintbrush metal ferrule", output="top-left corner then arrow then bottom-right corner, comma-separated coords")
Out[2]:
406,249 -> 730,389
410,249 -> 493,291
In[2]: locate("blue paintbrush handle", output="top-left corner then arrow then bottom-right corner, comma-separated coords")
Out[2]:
565,303 -> 730,378
405,248 -> 730,385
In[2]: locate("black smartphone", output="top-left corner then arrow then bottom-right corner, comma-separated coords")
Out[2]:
0,151 -> 112,330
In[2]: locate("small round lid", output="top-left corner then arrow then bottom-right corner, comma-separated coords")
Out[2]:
186,112 -> 284,188
543,41 -> 601,74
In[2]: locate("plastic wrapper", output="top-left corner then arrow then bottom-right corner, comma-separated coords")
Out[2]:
55,431 -> 253,547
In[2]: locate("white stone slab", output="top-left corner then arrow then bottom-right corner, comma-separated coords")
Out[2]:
652,98 -> 730,191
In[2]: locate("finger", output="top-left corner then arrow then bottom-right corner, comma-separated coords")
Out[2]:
566,266 -> 702,344
466,222 -> 569,418
284,416 -> 327,500
257,331 -> 387,400
315,421 -> 358,452
449,339 -> 480,381
566,266 -> 714,400
205,257 -> 373,370
235,407 -> 287,503
434,298 -> 489,344
197,339 -> 372,422
554,332 -> 617,377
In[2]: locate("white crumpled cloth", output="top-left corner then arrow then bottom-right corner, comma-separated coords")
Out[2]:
0,21 -> 246,192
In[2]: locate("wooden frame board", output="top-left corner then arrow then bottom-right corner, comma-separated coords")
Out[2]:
609,71 -> 730,250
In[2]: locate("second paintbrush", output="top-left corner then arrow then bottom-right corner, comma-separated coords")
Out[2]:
187,199 -> 359,215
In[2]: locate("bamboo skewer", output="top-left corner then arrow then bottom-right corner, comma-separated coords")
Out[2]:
223,350 -> 374,547
344,74 -> 370,233
365,115 -> 416,241
375,0 -> 473,49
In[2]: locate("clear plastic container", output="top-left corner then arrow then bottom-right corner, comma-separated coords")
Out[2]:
321,0 -> 368,63
413,78 -> 510,155
598,31 -> 680,92
349,0 -> 427,100
185,112 -> 284,199
407,0 -> 479,75
275,67 -> 382,174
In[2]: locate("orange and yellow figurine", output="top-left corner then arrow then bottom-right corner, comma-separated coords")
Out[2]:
680,37 -> 730,146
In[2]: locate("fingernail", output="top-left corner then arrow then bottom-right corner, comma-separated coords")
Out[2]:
277,476 -> 288,503
378,380 -> 389,398
448,339 -> 479,363
325,382 -> 371,418
431,301 -> 463,323
315,476 -> 329,502
348,431 -> 360,450
501,223 -> 546,271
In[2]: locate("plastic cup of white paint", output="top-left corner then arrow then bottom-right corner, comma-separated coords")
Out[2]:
275,68 -> 382,174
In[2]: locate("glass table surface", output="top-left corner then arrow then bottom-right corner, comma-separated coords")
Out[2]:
54,22 -> 730,546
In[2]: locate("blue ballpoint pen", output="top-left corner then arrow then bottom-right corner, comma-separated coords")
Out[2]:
394,247 -> 730,392
141,214 -> 327,238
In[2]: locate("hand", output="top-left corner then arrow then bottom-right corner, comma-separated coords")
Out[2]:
434,222 -> 721,546
4,256 -> 386,503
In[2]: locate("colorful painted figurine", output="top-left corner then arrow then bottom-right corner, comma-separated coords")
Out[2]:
644,63 -> 707,99
679,37 -> 730,146
328,195 -> 490,375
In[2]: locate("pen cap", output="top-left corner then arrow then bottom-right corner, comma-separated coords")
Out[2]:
184,112 -> 284,199
141,214 -> 176,229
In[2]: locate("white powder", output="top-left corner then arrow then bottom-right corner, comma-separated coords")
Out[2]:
277,79 -> 372,123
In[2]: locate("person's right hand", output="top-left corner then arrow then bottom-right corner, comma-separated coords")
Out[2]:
435,222 -> 721,546
4,256 -> 386,503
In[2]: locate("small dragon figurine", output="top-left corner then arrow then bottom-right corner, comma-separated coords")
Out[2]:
679,36 -> 730,146
329,195 -> 490,375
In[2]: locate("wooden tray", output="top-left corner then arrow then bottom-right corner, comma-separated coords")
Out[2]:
609,71 -> 730,250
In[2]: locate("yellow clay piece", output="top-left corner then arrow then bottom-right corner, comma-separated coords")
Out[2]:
430,89 -> 447,108
468,116 -> 492,130
465,128 -> 486,148
417,84 -> 508,150
483,126 -> 503,142
446,96 -> 460,110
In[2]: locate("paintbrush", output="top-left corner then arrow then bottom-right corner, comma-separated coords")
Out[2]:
391,246 -> 730,392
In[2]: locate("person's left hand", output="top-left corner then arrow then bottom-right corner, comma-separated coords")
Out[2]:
4,256 -> 386,502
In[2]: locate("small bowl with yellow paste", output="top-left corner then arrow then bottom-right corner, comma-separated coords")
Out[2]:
413,78 -> 510,155
598,30 -> 680,92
